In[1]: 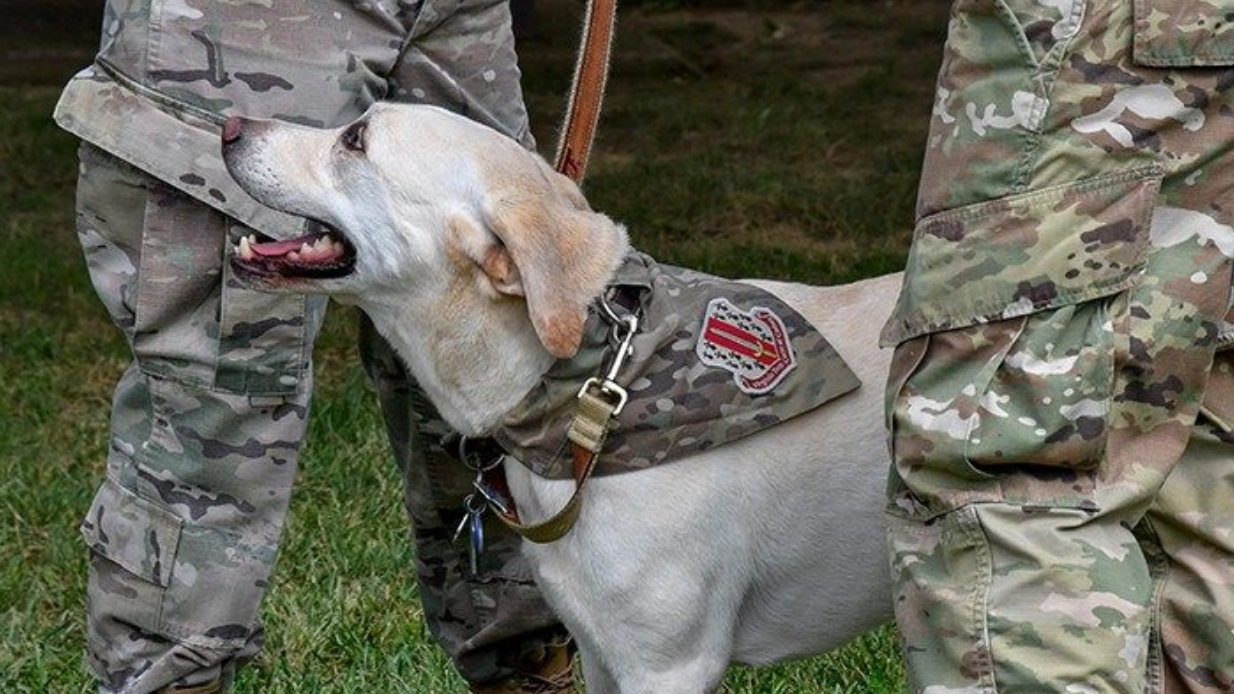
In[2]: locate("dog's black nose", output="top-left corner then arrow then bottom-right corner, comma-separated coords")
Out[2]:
222,116 -> 244,145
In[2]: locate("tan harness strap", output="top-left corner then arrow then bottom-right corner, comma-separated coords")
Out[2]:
494,443 -> 603,544
553,0 -> 619,182
492,382 -> 622,543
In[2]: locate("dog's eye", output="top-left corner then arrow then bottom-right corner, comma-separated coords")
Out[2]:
341,122 -> 367,153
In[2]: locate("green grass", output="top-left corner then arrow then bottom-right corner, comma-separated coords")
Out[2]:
0,1 -> 947,691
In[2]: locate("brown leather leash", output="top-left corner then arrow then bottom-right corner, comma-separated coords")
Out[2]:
466,0 -> 624,545
454,0 -> 621,548
553,0 -> 619,183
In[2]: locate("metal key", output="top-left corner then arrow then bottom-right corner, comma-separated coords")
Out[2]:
468,505 -> 485,575
453,508 -> 472,545
454,493 -> 487,575
473,478 -> 513,517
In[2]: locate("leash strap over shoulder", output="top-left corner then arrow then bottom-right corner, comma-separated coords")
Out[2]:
483,22 -> 621,541
553,0 -> 619,182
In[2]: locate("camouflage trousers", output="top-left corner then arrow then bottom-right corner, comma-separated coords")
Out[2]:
71,1 -> 565,690
886,391 -> 1234,694
76,145 -> 565,693
886,204 -> 1234,693
884,0 -> 1234,690
885,173 -> 1234,693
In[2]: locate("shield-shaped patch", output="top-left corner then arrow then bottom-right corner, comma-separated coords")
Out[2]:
696,298 -> 797,395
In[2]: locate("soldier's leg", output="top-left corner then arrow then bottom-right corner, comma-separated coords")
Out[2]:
1138,352 -> 1234,694
76,145 -> 325,694
888,503 -> 1156,693
885,184 -> 1232,693
360,319 -> 568,687
356,0 -> 570,687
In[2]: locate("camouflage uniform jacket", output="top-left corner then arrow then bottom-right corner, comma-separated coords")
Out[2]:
495,253 -> 862,479
51,0 -> 420,240
879,0 -> 1234,359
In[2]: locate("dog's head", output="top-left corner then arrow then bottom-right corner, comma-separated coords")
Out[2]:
221,103 -> 628,358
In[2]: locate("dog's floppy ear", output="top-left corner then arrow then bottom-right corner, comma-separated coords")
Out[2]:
481,172 -> 627,359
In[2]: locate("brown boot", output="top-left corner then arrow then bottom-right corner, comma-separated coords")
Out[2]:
469,638 -> 577,694
155,679 -> 224,694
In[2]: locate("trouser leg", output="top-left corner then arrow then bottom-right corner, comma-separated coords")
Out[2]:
889,503 -> 1156,694
884,194 -> 1232,693
368,0 -> 568,684
77,145 -> 324,693
1139,353 -> 1234,694
86,372 -> 311,693
359,317 -> 567,685
889,343 -> 1234,694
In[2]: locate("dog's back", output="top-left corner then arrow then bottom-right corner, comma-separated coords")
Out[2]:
510,273 -> 899,688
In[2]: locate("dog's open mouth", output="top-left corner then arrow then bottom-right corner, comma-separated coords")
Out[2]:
232,227 -> 357,279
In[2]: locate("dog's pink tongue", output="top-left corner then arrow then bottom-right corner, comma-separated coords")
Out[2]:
250,238 -> 310,257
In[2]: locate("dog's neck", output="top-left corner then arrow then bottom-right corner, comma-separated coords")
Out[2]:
358,290 -> 555,436
358,249 -> 626,438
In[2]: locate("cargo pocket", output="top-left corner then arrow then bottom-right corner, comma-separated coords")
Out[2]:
882,168 -> 1161,509
1133,0 -> 1234,67
82,474 -> 276,650
215,219 -> 315,396
132,180 -> 227,390
81,477 -> 183,633
132,181 -> 313,396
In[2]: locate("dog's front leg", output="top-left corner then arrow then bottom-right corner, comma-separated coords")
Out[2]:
578,646 -> 619,694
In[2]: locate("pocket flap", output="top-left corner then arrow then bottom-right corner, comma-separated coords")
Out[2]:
1134,0 -> 1234,67
881,167 -> 1161,347
80,477 -> 182,588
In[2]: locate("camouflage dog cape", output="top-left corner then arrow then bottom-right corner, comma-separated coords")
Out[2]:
494,253 -> 862,479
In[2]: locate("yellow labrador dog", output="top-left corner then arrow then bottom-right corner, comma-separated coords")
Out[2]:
221,103 -> 896,694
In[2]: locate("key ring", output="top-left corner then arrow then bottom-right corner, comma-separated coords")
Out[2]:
464,492 -> 487,515
456,436 -> 505,473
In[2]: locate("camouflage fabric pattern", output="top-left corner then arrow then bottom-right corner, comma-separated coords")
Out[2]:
61,0 -> 564,691
76,147 -> 316,692
1133,1 -> 1234,67
496,253 -> 862,479
55,0 -> 535,243
1142,383 -> 1234,694
884,0 -> 1234,692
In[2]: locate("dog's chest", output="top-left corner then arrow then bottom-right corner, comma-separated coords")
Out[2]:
496,254 -> 862,478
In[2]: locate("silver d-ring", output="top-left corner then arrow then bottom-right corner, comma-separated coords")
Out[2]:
457,436 -> 504,472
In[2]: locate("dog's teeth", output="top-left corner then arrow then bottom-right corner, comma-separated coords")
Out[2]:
238,235 -> 255,260
300,242 -> 313,254
288,251 -> 301,261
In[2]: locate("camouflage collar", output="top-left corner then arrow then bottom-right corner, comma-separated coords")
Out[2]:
492,253 -> 862,479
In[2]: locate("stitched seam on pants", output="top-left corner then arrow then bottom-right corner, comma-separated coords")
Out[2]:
968,505 -> 999,694
1009,0 -> 1088,195
1142,518 -> 1170,694
132,414 -> 174,637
